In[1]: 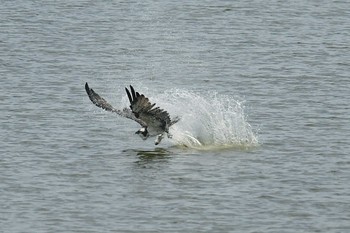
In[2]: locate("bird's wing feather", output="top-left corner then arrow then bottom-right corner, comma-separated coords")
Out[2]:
85,82 -> 147,127
125,85 -> 171,129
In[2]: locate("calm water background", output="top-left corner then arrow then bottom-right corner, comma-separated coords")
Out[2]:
1,0 -> 350,232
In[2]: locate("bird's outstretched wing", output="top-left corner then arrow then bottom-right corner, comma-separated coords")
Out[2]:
85,82 -> 147,127
125,85 -> 172,129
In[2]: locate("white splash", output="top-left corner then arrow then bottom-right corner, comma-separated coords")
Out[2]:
148,88 -> 259,149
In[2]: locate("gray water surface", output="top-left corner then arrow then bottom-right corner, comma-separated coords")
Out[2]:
1,1 -> 350,232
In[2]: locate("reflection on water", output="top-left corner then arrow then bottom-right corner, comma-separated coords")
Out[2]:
122,147 -> 173,167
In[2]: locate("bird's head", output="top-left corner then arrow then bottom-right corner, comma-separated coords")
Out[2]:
135,127 -> 149,140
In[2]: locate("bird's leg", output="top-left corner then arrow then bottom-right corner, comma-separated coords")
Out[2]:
155,133 -> 164,145
165,126 -> 172,138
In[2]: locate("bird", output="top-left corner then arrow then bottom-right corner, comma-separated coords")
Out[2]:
85,82 -> 180,145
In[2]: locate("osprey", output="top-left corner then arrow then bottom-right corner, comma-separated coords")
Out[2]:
85,82 -> 180,145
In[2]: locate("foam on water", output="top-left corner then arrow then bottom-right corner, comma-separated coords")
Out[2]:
130,88 -> 259,150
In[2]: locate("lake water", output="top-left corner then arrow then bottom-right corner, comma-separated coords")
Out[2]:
1,1 -> 350,232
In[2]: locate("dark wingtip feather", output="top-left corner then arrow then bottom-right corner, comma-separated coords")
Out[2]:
130,85 -> 136,100
85,82 -> 95,98
125,87 -> 132,103
85,82 -> 89,93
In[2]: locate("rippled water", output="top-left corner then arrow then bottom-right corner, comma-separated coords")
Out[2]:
1,1 -> 350,232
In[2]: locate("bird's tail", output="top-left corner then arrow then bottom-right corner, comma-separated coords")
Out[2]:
170,116 -> 181,126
